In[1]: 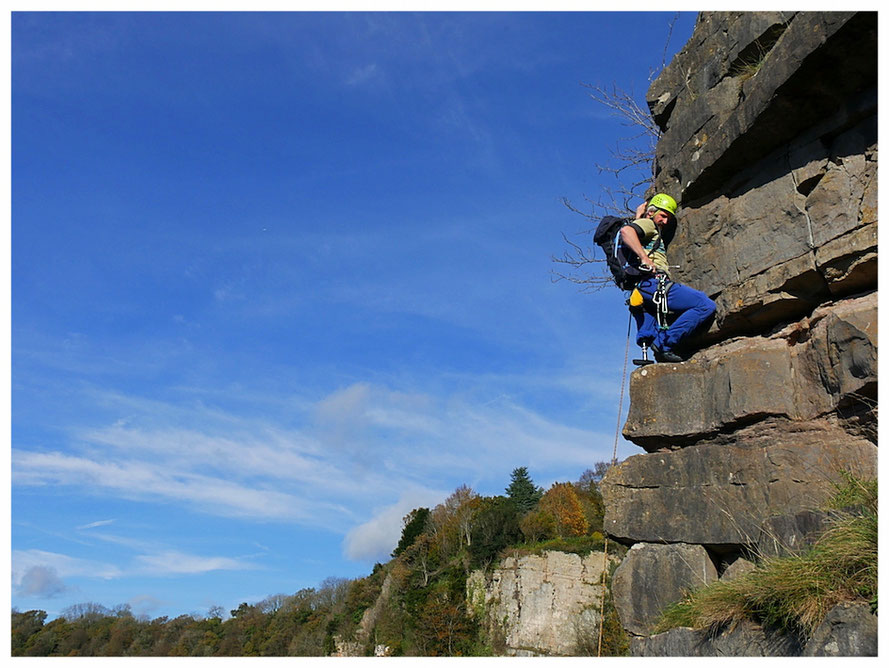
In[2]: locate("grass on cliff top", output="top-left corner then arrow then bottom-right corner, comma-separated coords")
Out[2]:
500,533 -> 616,560
654,473 -> 877,639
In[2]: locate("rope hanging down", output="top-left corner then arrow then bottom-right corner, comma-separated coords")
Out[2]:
597,310 -> 633,657
610,312 -> 633,466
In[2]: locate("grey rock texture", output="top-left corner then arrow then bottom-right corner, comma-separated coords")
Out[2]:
604,11 -> 878,657
802,601 -> 877,656
670,123 -> 876,342
611,543 -> 717,636
649,11 -> 877,343
601,439 -> 876,549
623,292 -> 877,449
756,509 -> 834,559
650,11 -> 876,207
719,555 -> 755,581
466,550 -> 617,656
632,620 -> 802,657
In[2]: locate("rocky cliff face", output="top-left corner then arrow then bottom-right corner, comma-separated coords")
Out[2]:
601,11 -> 877,657
467,550 -> 618,656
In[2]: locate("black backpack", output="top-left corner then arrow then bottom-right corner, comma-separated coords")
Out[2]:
594,215 -> 674,290
594,215 -> 645,290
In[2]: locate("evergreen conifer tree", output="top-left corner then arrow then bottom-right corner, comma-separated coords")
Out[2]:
505,466 -> 543,513
392,507 -> 430,557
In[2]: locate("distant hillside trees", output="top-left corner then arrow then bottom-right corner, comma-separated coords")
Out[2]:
430,485 -> 480,557
12,463 -> 616,657
11,580 -> 352,657
574,466 -> 608,534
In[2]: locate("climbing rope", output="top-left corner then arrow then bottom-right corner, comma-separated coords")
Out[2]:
610,311 -> 633,466
597,310 -> 633,657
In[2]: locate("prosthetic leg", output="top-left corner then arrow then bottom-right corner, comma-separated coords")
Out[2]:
628,287 -> 656,367
632,342 -> 655,366
629,275 -> 673,366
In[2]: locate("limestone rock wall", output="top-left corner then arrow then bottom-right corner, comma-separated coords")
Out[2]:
467,550 -> 618,656
653,11 -> 876,342
623,292 -> 877,450
600,11 -> 877,657
610,543 -> 717,636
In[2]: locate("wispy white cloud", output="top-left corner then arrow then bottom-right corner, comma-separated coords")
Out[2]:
345,62 -> 380,86
13,373 -> 615,564
11,449 -> 347,525
77,519 -> 115,530
81,424 -> 334,484
13,549 -> 123,586
16,566 -> 70,598
12,545 -> 259,598
133,551 -> 256,576
343,488 -> 450,561
127,594 -> 166,618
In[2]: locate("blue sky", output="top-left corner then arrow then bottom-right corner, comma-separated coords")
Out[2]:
10,10 -> 697,621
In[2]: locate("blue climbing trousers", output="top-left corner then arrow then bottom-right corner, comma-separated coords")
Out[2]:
631,276 -> 716,353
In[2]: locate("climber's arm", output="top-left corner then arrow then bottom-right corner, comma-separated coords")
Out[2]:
620,224 -> 654,271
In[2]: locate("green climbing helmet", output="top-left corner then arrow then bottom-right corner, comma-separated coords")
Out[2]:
649,193 -> 678,217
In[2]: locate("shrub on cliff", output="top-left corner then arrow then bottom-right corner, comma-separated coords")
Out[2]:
655,474 -> 877,638
468,496 -> 523,570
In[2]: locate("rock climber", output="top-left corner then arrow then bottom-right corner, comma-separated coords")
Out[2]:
620,193 -> 716,363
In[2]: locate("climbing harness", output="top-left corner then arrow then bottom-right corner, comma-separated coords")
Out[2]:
629,269 -> 679,366
651,272 -> 673,331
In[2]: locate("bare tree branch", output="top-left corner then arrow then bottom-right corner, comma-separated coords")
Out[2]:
553,15 -> 684,293
553,83 -> 657,292
551,227 -> 615,293
656,13 -> 682,81
584,82 -> 660,199
554,77 -> 668,291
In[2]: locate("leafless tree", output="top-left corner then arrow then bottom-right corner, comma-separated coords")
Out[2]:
257,593 -> 290,614
553,13 -> 681,293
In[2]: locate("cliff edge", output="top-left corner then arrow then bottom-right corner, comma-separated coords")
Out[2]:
600,11 -> 877,657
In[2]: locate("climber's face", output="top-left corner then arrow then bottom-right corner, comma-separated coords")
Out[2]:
651,210 -> 672,227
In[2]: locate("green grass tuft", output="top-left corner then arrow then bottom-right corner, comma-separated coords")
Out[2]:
654,474 -> 877,639
501,534 -> 612,560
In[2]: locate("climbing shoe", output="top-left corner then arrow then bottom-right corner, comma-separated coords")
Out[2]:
651,345 -> 684,363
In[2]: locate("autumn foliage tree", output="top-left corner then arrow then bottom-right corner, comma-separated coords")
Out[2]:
414,590 -> 475,656
573,466 -> 608,534
540,482 -> 589,538
519,506 -> 557,542
429,485 -> 480,560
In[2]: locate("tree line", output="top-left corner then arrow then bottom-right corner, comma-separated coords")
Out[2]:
12,464 -> 625,657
